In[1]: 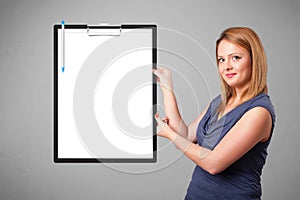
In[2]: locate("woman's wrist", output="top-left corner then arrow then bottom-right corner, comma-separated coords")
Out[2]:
161,86 -> 174,95
166,127 -> 177,141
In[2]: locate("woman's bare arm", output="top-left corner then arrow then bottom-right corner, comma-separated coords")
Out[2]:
156,107 -> 272,174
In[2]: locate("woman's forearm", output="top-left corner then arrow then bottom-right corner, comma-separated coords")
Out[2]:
159,122 -> 214,174
153,66 -> 189,139
162,89 -> 188,138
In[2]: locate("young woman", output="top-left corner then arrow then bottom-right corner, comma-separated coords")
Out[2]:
153,27 -> 276,200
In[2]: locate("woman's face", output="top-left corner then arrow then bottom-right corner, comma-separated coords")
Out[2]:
217,39 -> 252,92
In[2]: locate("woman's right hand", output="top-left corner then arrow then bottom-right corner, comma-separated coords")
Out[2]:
152,66 -> 173,93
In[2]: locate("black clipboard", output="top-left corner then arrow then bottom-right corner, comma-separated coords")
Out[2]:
53,23 -> 157,163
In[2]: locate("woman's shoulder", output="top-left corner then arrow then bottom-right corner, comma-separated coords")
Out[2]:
248,93 -> 276,125
210,95 -> 222,106
205,95 -> 222,114
250,93 -> 275,112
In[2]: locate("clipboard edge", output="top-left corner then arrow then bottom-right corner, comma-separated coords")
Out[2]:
53,23 -> 158,164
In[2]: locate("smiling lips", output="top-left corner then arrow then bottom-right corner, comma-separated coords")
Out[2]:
225,73 -> 237,78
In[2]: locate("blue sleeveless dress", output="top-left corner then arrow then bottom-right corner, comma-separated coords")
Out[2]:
185,93 -> 276,200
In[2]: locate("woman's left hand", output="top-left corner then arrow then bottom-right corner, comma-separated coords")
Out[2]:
154,112 -> 173,139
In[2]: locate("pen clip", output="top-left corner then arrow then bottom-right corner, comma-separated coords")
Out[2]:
61,20 -> 65,73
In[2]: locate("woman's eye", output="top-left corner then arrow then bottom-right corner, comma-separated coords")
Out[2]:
232,56 -> 241,61
218,58 -> 225,63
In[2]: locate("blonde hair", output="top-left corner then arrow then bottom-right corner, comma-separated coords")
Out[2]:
216,27 -> 268,114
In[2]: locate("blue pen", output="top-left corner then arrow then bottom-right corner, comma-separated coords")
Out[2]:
61,20 -> 65,73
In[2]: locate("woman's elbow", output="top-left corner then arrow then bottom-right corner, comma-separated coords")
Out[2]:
197,161 -> 225,175
206,167 -> 222,175
194,149 -> 226,175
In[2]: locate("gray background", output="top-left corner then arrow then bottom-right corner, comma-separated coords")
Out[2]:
0,0 -> 299,199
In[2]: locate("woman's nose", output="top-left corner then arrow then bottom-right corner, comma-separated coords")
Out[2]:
225,61 -> 233,71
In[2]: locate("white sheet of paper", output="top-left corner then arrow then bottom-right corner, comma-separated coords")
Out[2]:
56,28 -> 155,160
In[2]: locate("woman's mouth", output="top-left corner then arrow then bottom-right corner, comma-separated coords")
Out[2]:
225,73 -> 237,78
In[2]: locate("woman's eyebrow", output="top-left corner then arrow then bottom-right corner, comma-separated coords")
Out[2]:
218,52 -> 243,57
228,52 -> 243,56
